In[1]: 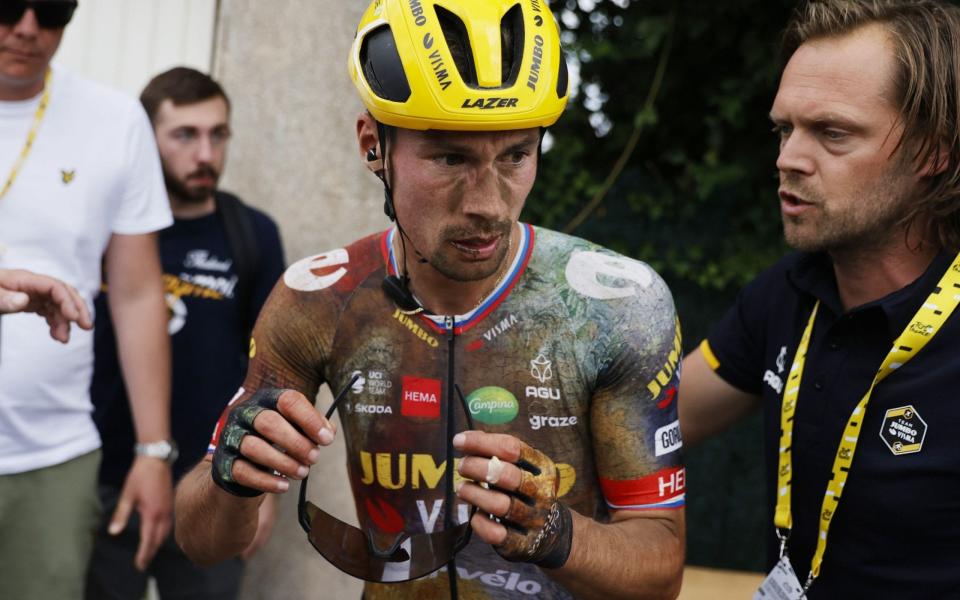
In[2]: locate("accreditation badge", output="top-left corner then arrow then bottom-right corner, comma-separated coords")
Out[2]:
754,556 -> 806,600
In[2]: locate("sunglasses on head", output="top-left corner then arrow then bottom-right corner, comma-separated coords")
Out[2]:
297,374 -> 476,583
0,1 -> 77,29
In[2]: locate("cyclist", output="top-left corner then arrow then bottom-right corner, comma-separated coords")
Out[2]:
176,2 -> 685,598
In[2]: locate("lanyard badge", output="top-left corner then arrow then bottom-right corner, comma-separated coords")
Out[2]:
762,252 -> 960,597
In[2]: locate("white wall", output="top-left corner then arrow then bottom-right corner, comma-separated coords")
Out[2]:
56,0 -> 217,96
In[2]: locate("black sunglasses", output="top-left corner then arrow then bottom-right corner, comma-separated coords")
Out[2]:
297,375 -> 476,583
0,1 -> 78,29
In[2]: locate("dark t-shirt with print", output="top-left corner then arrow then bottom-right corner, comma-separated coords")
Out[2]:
92,200 -> 284,484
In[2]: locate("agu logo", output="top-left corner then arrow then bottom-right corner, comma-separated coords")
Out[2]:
466,387 -> 519,425
401,376 -> 441,419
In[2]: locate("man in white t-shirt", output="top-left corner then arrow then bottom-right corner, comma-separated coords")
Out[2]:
0,2 -> 175,598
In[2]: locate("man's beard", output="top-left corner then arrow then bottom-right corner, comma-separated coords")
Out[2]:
164,164 -> 219,204
781,169 -> 914,254
426,220 -> 514,283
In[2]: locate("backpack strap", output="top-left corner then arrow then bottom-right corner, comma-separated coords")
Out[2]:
215,191 -> 261,342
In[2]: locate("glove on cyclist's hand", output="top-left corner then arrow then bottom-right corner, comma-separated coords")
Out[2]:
211,388 -> 336,497
455,431 -> 573,569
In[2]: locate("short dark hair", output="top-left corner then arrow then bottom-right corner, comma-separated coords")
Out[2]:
140,67 -> 230,125
783,0 -> 960,251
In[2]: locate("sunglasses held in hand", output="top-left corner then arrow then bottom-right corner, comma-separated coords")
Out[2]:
297,375 -> 476,583
0,1 -> 77,29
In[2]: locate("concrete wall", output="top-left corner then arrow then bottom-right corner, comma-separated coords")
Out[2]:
212,1 -> 382,598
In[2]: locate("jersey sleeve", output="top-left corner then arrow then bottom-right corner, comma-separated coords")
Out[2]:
590,268 -> 685,512
207,270 -> 331,454
701,270 -> 773,395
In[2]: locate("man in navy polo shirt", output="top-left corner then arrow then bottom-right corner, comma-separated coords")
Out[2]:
680,1 -> 960,597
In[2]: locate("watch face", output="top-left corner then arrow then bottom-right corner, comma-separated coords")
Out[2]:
137,440 -> 178,463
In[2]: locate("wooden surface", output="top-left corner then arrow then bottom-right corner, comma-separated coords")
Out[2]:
679,566 -> 765,599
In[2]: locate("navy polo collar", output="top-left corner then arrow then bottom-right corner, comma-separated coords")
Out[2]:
786,250 -> 954,340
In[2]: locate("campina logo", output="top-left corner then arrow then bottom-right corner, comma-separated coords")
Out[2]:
466,387 -> 519,425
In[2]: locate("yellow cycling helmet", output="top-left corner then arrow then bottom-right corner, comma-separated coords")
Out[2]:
349,0 -> 569,131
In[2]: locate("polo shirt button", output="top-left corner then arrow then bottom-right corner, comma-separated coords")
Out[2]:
814,381 -> 823,391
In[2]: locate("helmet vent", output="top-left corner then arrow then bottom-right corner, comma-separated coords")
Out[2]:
500,4 -> 524,88
360,25 -> 412,102
435,6 -> 479,88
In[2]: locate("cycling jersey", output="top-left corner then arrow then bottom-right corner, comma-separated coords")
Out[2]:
210,223 -> 684,599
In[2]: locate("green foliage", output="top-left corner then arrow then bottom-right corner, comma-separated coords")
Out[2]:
528,0 -> 796,297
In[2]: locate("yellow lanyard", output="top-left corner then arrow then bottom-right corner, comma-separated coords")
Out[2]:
0,69 -> 52,200
775,251 -> 960,589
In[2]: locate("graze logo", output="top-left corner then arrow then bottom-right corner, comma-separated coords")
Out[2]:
880,405 -> 928,456
530,353 -> 553,383
350,369 -> 393,396
645,323 -> 682,400
565,250 -> 653,300
359,450 -> 576,497
461,97 -> 519,110
529,414 -> 578,430
466,387 -> 519,425
401,376 -> 441,419
393,309 -> 440,348
654,420 -> 682,457
284,249 -> 349,292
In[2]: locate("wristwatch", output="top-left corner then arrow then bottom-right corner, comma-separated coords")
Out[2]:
134,439 -> 179,464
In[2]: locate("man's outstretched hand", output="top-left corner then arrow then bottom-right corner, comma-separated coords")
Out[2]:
0,268 -> 92,342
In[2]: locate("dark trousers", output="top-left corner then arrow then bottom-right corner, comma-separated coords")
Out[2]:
85,484 -> 244,600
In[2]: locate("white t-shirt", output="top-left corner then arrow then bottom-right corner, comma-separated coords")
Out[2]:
0,65 -> 172,474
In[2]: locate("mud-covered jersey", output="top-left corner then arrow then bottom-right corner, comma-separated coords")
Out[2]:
210,224 -> 684,599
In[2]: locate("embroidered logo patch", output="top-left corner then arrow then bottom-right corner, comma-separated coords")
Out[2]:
880,405 -> 927,456
61,169 -> 75,184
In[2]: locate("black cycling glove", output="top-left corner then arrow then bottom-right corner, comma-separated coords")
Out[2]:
211,388 -> 285,497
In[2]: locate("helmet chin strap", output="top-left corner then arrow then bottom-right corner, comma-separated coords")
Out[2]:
373,120 -> 430,313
